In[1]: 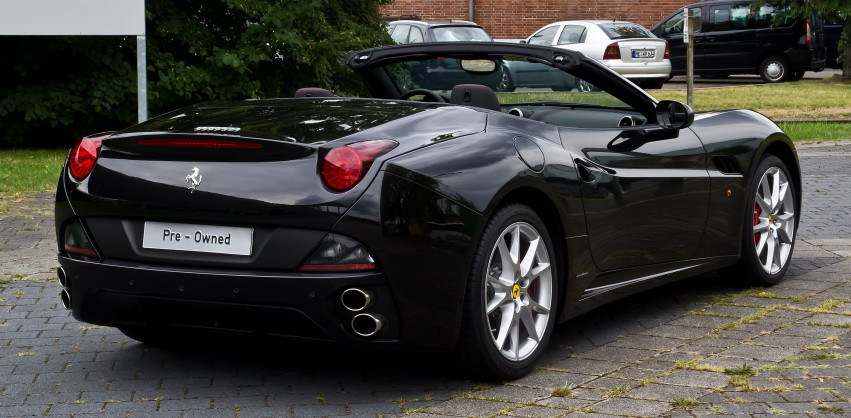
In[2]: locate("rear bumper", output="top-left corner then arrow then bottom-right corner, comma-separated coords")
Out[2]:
58,255 -> 420,348
604,60 -> 671,79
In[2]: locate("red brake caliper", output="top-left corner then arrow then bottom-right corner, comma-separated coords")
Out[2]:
753,203 -> 760,245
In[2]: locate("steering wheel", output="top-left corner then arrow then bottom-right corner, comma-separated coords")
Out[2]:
400,89 -> 447,103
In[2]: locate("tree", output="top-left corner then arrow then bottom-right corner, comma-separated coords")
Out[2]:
751,0 -> 849,79
0,0 -> 392,147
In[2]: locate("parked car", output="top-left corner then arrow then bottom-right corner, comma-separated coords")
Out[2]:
824,24 -> 842,69
386,19 -> 501,90
56,42 -> 799,379
651,0 -> 826,82
387,19 -> 493,44
523,20 -> 671,89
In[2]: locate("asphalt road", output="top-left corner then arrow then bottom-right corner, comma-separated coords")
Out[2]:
3,140 -> 851,417
661,68 -> 842,90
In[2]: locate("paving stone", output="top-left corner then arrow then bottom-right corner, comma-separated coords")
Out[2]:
590,397 -> 672,416
626,384 -> 710,402
506,405 -> 565,417
657,370 -> 729,389
718,344 -> 802,362
424,398 -> 509,416
473,385 -> 551,403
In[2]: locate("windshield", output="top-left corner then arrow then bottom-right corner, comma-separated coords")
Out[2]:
432,26 -> 493,42
381,57 -> 630,109
597,22 -> 656,39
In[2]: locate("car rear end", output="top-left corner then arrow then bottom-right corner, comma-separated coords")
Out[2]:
596,22 -> 671,86
54,99 -> 484,349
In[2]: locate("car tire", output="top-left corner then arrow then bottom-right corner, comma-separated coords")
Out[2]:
759,55 -> 790,83
453,203 -> 558,379
789,70 -> 805,81
725,155 -> 797,286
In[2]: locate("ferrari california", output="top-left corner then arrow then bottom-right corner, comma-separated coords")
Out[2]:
55,42 -> 799,379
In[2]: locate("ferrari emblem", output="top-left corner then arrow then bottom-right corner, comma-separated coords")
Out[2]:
512,284 -> 520,299
186,167 -> 202,193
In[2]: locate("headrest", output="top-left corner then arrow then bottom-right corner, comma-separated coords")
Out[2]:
449,84 -> 501,112
294,88 -> 336,98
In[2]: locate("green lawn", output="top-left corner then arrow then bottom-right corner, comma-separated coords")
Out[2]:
649,78 -> 851,121
0,150 -> 66,197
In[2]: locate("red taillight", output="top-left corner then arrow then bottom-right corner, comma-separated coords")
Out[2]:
664,42 -> 670,59
805,18 -> 811,46
603,43 -> 621,60
137,139 -> 262,148
69,134 -> 109,181
321,140 -> 398,192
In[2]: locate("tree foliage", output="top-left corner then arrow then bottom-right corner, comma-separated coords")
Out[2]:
751,0 -> 850,78
0,0 -> 392,147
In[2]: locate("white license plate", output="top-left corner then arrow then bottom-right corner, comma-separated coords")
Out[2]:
142,221 -> 253,256
632,50 -> 655,59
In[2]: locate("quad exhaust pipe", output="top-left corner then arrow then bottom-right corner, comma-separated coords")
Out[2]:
60,289 -> 71,310
351,313 -> 385,337
57,267 -> 69,288
58,268 -> 72,310
340,288 -> 374,312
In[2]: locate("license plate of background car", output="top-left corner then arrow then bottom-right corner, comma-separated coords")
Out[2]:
632,50 -> 655,59
142,221 -> 253,256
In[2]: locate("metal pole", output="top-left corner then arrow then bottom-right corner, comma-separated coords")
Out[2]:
686,8 -> 694,108
137,35 -> 147,123
468,0 -> 474,22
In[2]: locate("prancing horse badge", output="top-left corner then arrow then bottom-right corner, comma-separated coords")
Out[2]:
186,167 -> 202,193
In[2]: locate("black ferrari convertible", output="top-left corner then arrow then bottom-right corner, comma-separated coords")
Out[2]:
55,42 -> 799,378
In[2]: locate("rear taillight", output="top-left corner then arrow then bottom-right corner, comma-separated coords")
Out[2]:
805,18 -> 812,46
664,42 -> 670,59
603,43 -> 621,60
69,133 -> 110,181
321,140 -> 398,192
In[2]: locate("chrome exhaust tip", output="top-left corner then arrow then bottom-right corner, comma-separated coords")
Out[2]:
340,288 -> 374,312
60,289 -> 71,310
351,313 -> 385,337
57,267 -> 69,288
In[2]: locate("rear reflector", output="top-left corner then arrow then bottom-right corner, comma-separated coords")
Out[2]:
664,42 -> 670,59
137,139 -> 262,148
805,18 -> 811,46
300,234 -> 377,271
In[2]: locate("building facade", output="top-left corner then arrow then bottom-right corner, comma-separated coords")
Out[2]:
382,0 -> 694,39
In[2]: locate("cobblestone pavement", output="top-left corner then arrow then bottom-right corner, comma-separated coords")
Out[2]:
2,141 -> 851,417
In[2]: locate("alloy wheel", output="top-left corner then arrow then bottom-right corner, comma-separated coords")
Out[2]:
484,222 -> 553,361
752,166 -> 795,274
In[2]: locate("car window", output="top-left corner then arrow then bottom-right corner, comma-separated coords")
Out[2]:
755,5 -> 795,28
664,8 -> 702,34
557,25 -> 587,45
432,26 -> 492,42
408,26 -> 424,43
710,4 -> 755,31
391,25 -> 411,44
597,22 -> 655,39
528,26 -> 559,45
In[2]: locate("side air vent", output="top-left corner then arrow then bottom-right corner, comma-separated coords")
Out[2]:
712,155 -> 741,175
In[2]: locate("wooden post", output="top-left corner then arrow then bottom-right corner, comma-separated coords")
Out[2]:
685,7 -> 695,108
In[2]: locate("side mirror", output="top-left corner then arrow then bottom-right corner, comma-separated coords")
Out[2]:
656,100 -> 694,130
519,40 -> 527,44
